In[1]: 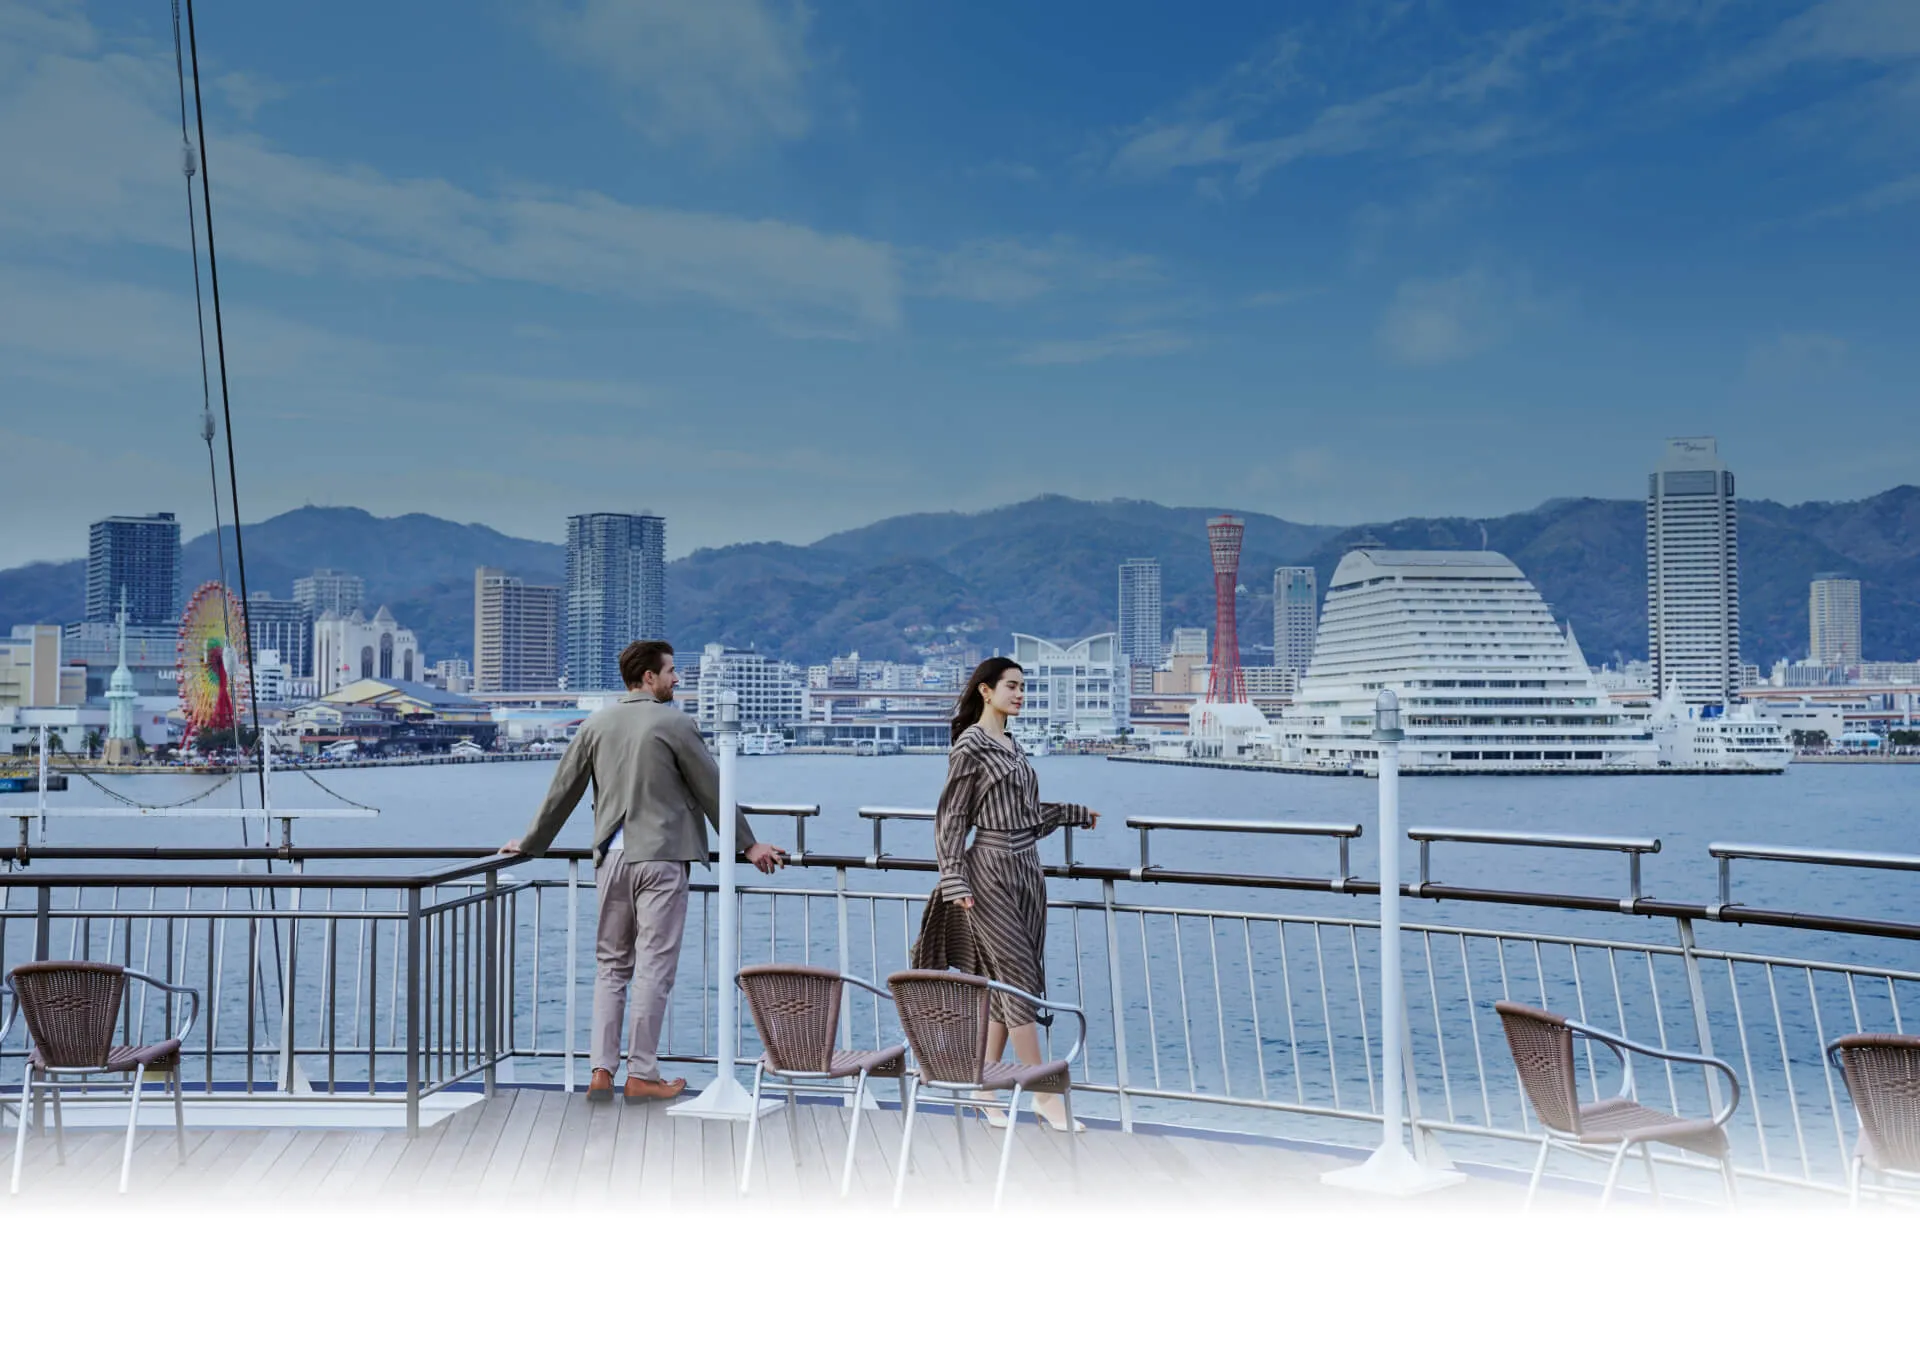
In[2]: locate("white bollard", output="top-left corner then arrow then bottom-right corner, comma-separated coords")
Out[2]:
670,689 -> 775,1122
1323,689 -> 1462,1197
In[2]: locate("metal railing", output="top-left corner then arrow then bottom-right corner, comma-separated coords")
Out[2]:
4,814 -> 1917,1196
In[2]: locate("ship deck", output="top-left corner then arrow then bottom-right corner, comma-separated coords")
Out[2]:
2,1087 -> 1530,1211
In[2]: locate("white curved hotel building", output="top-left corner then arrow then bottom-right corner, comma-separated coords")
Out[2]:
1281,550 -> 1660,773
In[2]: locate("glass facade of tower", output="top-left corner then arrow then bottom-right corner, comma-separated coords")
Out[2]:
1272,566 -> 1318,675
86,513 -> 180,626
565,512 -> 666,691
1646,438 -> 1740,706
1117,558 -> 1161,692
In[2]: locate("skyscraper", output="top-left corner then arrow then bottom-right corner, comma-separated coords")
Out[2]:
293,569 -> 366,620
246,592 -> 313,678
565,512 -> 666,691
473,567 -> 562,693
1117,558 -> 1161,693
1647,437 -> 1740,705
1272,566 -> 1318,676
86,513 -> 179,625
1809,574 -> 1862,666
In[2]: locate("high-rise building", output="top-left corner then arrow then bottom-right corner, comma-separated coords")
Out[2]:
1272,566 -> 1318,676
565,512 -> 666,691
694,644 -> 805,733
293,569 -> 366,621
86,513 -> 179,625
246,592 -> 312,678
314,606 -> 420,694
473,567 -> 562,693
1117,559 -> 1162,693
1809,574 -> 1862,666
1647,437 -> 1741,706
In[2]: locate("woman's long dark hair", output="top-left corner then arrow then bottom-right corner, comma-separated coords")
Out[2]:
951,657 -> 1023,744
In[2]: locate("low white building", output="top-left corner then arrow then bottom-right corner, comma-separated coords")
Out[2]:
314,607 -> 421,695
694,644 -> 805,734
1011,632 -> 1129,745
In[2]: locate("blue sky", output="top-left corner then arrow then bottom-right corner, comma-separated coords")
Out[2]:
1,0 -> 1915,568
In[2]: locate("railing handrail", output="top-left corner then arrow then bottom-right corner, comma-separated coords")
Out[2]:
1409,826 -> 1660,854
1708,842 -> 1920,872
1127,816 -> 1365,839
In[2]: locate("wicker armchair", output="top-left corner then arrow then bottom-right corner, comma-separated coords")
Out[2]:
887,970 -> 1086,1210
7,960 -> 200,1195
1826,1033 -> 1920,1207
736,964 -> 907,1199
1496,1001 -> 1740,1208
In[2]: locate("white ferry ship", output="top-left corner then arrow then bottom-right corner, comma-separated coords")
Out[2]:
1280,548 -> 1784,774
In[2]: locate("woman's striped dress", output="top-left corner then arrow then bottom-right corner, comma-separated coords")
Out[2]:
910,723 -> 1093,1027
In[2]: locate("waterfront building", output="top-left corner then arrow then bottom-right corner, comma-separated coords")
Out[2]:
313,607 -> 420,695
1283,550 -> 1660,772
565,511 -> 665,692
692,644 -> 805,735
251,650 -> 291,706
1241,664 -> 1298,713
1118,558 -> 1162,694
472,568 -> 561,693
87,512 -> 179,626
102,596 -> 140,763
245,592 -> 312,678
1809,574 -> 1862,666
287,676 -> 497,756
0,625 -> 85,709
293,569 -> 366,622
1272,566 -> 1318,677
1647,437 -> 1741,705
1168,627 -> 1207,659
1010,633 -> 1129,745
426,658 -> 472,694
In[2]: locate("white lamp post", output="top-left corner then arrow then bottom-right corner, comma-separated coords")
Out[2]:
670,689 -> 775,1122
1324,689 -> 1462,1196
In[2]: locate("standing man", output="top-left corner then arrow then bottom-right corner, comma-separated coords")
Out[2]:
504,640 -> 785,1104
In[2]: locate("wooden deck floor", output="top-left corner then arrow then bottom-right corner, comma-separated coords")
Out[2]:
2,1087 -> 1521,1209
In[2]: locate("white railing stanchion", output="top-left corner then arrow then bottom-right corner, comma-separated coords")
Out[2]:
671,690 -> 775,1122
1325,689 -> 1463,1197
565,856 -> 579,1095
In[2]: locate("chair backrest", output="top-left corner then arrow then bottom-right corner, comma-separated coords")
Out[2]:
9,961 -> 126,1069
1830,1033 -> 1920,1174
1495,1001 -> 1583,1136
738,964 -> 841,1074
888,971 -> 990,1087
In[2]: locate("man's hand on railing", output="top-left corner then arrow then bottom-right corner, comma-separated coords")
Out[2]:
745,843 -> 786,874
500,840 -> 523,855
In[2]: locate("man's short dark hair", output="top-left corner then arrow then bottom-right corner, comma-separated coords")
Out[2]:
619,640 -> 674,689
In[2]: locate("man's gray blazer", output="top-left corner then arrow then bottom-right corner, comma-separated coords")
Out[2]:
515,693 -> 759,864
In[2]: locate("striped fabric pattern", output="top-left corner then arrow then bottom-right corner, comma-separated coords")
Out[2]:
913,724 -> 1093,1027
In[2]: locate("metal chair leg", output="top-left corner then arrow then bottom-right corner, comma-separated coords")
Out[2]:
993,1084 -> 1022,1210
172,1068 -> 186,1163
49,1082 -> 64,1164
892,1078 -> 919,1209
120,1068 -> 144,1195
839,1071 -> 867,1198
1849,1155 -> 1862,1210
1720,1154 -> 1739,1207
739,1061 -> 766,1198
10,1068 -> 32,1195
1599,1140 -> 1630,1208
952,1086 -> 968,1181
1524,1137 -> 1551,1210
1639,1144 -> 1662,1207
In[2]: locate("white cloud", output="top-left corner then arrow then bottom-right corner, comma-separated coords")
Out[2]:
0,24 -> 901,338
915,237 -> 1161,306
1747,330 -> 1850,380
1015,330 -> 1192,366
1376,265 -> 1549,366
524,0 -> 818,149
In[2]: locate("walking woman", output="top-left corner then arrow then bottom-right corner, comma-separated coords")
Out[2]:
913,656 -> 1098,1131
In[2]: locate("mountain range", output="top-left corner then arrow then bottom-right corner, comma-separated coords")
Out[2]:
2,490 -> 1916,670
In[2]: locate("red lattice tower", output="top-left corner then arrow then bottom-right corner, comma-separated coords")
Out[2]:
1206,514 -> 1247,703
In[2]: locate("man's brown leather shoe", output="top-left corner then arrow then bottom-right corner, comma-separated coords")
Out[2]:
623,1075 -> 686,1104
587,1069 -> 614,1104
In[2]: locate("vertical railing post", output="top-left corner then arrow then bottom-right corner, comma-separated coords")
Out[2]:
835,864 -> 852,1055
565,857 -> 579,1095
276,862 -> 301,1094
33,884 -> 51,961
484,869 -> 499,1098
1102,877 -> 1134,1133
405,884 -> 422,1138
1325,690 -> 1461,1196
1675,917 -> 1724,1116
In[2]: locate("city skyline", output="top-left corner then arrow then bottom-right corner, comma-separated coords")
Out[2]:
2,2 -> 1916,571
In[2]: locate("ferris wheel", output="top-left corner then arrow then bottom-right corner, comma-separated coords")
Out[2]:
177,581 -> 249,745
